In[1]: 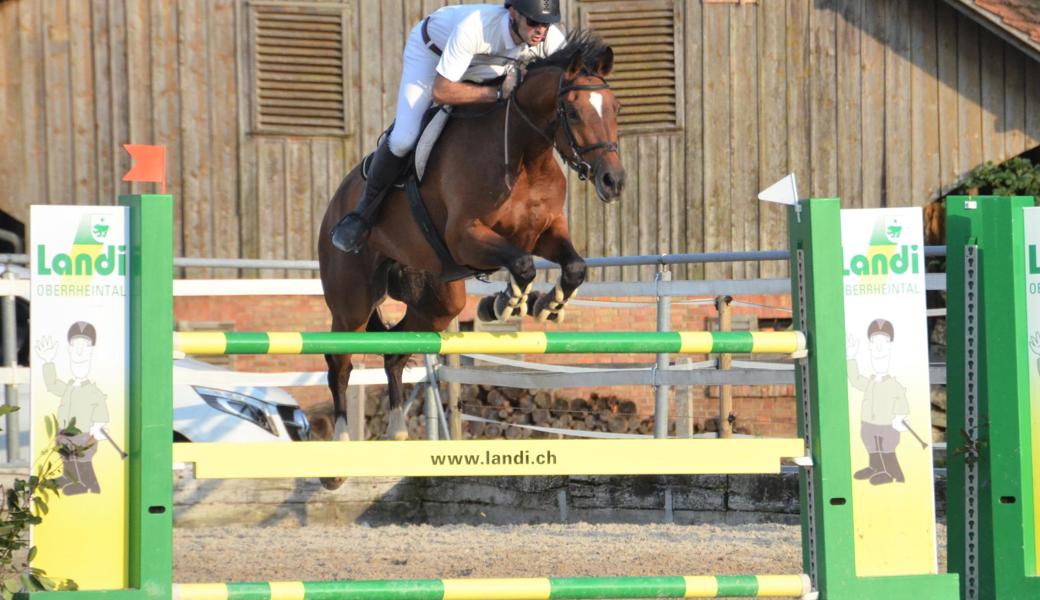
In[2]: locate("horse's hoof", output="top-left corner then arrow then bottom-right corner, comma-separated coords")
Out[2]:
477,295 -> 497,322
320,477 -> 345,491
533,292 -> 565,323
538,308 -> 564,323
493,292 -> 525,321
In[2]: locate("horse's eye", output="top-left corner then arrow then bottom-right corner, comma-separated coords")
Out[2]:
567,109 -> 580,121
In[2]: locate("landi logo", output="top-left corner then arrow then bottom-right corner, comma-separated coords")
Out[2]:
844,215 -> 920,278
36,213 -> 126,277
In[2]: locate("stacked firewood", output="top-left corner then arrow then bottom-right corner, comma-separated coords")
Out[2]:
308,385 -> 652,440
456,385 -> 646,439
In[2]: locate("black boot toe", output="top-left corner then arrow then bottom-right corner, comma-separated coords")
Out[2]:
331,215 -> 369,253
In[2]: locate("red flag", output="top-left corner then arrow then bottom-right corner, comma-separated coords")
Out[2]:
122,144 -> 167,193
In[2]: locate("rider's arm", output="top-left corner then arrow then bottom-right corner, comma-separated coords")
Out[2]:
433,13 -> 498,105
432,75 -> 498,105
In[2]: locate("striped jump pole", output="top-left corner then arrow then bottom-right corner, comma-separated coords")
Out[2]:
173,330 -> 807,356
173,574 -> 814,600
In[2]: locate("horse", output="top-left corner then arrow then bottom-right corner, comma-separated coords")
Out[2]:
317,30 -> 625,490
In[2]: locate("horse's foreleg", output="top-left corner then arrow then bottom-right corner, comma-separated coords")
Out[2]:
528,218 -> 587,323
447,221 -> 536,322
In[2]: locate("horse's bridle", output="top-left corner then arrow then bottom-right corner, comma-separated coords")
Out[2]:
508,69 -> 620,181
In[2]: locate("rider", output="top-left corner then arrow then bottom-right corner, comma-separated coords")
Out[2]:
330,1 -> 567,253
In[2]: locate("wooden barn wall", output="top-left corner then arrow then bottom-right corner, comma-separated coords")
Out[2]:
2,0 -> 1040,282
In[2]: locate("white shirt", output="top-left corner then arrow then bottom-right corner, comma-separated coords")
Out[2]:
426,4 -> 566,83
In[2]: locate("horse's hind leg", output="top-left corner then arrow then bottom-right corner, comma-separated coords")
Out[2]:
383,269 -> 466,440
526,216 -> 586,322
324,352 -> 353,442
363,310 -> 410,440
319,350 -> 354,491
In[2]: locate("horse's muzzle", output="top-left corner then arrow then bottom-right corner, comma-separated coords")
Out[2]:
594,165 -> 626,203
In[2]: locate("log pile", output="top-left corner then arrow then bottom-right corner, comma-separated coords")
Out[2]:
307,385 -> 654,440
455,385 -> 647,439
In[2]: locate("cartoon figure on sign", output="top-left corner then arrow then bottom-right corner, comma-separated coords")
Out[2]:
35,321 -> 111,495
846,318 -> 920,486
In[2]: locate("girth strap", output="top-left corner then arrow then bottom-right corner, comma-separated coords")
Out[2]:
404,175 -> 494,282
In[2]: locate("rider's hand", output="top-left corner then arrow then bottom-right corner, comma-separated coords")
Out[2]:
892,416 -> 909,432
499,69 -> 519,100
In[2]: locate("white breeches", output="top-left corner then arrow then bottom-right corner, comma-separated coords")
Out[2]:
387,23 -> 441,158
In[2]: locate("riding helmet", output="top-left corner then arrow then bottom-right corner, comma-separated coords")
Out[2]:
67,321 -> 97,345
505,0 -> 561,24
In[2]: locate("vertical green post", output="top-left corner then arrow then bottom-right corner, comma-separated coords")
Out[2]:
123,195 -> 173,600
790,199 -> 959,599
946,195 -> 1039,600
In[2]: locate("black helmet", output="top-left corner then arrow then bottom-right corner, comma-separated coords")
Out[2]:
505,0 -> 561,24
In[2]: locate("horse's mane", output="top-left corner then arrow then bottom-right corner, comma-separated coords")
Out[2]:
526,29 -> 611,73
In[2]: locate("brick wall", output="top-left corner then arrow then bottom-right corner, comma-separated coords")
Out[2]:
174,292 -> 797,437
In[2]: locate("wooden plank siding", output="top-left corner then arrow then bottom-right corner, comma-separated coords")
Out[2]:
1,0 -> 1039,283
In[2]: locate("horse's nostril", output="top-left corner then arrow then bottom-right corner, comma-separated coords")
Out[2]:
603,172 -> 616,189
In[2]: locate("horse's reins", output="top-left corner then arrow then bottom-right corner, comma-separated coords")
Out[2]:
505,69 -> 620,184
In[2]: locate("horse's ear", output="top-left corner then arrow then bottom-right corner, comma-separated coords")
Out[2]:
565,51 -> 584,78
596,48 -> 614,77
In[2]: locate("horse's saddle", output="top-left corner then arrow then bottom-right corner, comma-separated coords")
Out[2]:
361,106 -> 496,283
362,106 -> 451,184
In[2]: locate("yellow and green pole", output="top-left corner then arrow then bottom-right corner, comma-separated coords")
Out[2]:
172,574 -> 812,600
173,330 -> 806,356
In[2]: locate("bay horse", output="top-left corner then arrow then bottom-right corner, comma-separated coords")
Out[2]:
317,31 -> 625,489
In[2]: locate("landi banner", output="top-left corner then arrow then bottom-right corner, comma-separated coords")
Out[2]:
840,208 -> 938,576
30,206 -> 128,589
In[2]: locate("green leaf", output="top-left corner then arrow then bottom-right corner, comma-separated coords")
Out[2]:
27,546 -> 36,562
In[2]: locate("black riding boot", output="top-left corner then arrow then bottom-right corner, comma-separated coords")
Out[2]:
331,142 -> 408,253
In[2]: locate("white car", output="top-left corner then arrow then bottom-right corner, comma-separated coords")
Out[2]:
174,358 -> 310,443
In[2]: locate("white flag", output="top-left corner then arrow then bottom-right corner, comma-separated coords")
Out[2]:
758,173 -> 799,206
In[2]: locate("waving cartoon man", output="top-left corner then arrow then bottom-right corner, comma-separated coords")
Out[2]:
847,318 -> 910,486
36,321 -> 109,495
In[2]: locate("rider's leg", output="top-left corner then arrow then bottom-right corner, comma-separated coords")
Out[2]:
331,21 -> 436,253
330,140 -> 409,252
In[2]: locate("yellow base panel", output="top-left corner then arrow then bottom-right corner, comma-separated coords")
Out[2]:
173,438 -> 806,479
